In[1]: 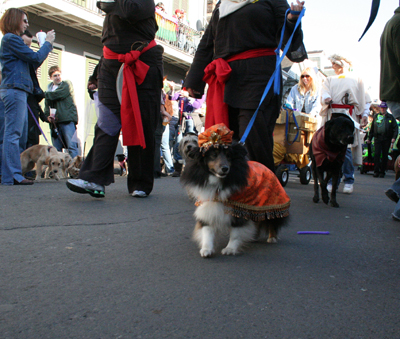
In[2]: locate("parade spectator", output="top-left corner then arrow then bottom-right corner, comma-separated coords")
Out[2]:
381,5 -> 400,220
366,101 -> 398,178
184,0 -> 307,172
0,8 -> 54,185
156,2 -> 166,13
380,6 -> 400,120
44,66 -> 79,158
66,0 -> 163,198
21,29 -> 47,149
286,67 -> 321,117
320,54 -> 368,194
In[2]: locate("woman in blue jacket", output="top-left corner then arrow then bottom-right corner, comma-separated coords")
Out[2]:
286,67 -> 321,117
0,8 -> 54,185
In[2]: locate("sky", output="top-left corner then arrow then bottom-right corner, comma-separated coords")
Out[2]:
300,0 -> 399,100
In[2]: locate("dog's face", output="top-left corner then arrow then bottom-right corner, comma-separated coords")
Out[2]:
48,155 -> 62,175
326,116 -> 355,146
116,154 -> 126,162
179,134 -> 198,160
204,146 -> 232,178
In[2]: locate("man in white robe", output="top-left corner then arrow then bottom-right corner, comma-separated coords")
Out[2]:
319,54 -> 369,194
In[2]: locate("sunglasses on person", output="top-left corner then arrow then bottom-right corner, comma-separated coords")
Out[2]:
23,19 -> 28,24
301,75 -> 310,79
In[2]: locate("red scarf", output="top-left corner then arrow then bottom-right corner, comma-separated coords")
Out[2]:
103,40 -> 156,148
202,48 -> 276,129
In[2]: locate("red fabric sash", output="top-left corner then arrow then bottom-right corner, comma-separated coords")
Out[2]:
330,103 -> 354,117
103,40 -> 156,148
202,48 -> 276,129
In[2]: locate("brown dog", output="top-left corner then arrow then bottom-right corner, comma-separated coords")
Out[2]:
21,145 -> 62,181
66,155 -> 83,178
45,152 -> 73,179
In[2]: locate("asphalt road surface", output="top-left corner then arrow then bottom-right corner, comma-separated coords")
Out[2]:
0,169 -> 399,339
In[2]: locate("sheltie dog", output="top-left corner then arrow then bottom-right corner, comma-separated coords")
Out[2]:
181,139 -> 289,258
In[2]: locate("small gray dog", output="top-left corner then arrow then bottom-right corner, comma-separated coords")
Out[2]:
179,133 -> 198,161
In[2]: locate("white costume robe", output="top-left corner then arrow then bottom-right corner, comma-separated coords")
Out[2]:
320,73 -> 367,166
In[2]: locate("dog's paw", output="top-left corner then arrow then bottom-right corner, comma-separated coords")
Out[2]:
313,196 -> 319,203
267,237 -> 277,244
322,194 -> 329,205
200,248 -> 214,258
221,247 -> 240,256
330,200 -> 339,208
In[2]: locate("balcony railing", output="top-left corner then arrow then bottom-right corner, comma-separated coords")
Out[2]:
155,10 -> 203,56
69,0 -> 102,14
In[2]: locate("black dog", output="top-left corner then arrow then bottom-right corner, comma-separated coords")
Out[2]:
116,154 -> 127,176
309,115 -> 355,208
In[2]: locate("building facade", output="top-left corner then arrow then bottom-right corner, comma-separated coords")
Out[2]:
1,0 -> 207,154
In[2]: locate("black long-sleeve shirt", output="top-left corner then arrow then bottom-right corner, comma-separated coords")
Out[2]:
184,0 -> 306,110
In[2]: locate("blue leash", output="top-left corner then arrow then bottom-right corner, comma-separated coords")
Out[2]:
27,104 -> 51,145
239,7 -> 306,145
284,107 -> 299,145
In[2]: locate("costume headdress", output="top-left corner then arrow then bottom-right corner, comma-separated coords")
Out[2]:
198,123 -> 234,153
328,54 -> 352,69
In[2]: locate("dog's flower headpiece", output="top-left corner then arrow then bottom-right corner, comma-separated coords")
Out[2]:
198,123 -> 234,153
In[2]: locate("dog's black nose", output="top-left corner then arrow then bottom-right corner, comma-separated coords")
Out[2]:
221,165 -> 229,173
187,145 -> 192,151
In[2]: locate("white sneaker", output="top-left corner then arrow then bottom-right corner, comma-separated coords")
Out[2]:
343,184 -> 353,194
327,184 -> 332,193
132,190 -> 148,198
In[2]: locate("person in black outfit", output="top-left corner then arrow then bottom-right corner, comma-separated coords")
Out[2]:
367,101 -> 398,178
66,0 -> 163,198
184,0 -> 307,172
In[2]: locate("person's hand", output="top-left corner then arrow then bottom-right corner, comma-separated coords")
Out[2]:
47,116 -> 55,123
392,138 -> 396,144
288,0 -> 305,21
360,116 -> 368,127
324,97 -> 332,104
187,88 -> 201,98
88,80 -> 97,91
45,30 -> 55,44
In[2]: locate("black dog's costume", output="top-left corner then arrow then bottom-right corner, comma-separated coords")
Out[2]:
311,125 -> 346,167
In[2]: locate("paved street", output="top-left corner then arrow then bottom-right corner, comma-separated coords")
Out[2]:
0,169 -> 399,338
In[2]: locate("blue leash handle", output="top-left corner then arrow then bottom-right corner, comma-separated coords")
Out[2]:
27,104 -> 50,145
239,8 -> 305,145
284,108 -> 299,145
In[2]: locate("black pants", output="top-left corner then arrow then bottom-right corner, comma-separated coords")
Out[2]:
228,97 -> 280,173
79,46 -> 163,195
374,138 -> 391,175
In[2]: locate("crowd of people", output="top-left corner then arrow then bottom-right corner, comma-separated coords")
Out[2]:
1,1 -> 400,223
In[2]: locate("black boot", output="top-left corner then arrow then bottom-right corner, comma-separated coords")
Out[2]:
172,162 -> 182,177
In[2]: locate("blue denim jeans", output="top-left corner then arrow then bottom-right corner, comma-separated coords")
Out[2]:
161,124 -> 174,173
169,116 -> 182,162
0,88 -> 28,185
328,148 -> 354,187
342,148 -> 354,185
51,121 -> 79,158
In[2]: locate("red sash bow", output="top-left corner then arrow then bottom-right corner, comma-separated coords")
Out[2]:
103,40 -> 156,148
202,48 -> 276,129
330,103 -> 354,117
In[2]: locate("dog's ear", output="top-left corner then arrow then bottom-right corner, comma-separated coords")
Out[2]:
231,142 -> 248,159
187,146 -> 202,160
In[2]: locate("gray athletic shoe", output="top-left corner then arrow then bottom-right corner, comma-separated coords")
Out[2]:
66,179 -> 105,198
132,190 -> 147,198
